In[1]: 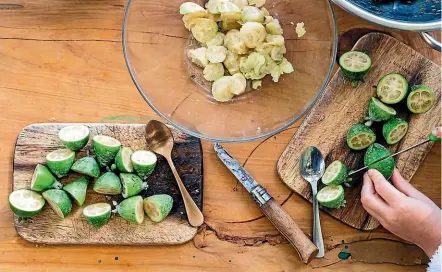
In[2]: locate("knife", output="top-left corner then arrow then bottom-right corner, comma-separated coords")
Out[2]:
214,143 -> 318,264
348,128 -> 441,176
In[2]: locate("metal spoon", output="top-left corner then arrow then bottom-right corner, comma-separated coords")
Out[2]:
300,146 -> 326,258
145,120 -> 204,227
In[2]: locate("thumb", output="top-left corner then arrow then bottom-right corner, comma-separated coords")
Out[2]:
432,127 -> 442,138
368,169 -> 405,205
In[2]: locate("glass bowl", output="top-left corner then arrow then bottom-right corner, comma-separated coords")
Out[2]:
123,0 -> 337,142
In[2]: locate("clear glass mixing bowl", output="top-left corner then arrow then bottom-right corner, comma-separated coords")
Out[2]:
123,0 -> 337,142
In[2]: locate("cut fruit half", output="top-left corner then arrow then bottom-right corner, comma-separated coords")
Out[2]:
42,189 -> 72,219
115,147 -> 134,173
83,203 -> 112,228
339,51 -> 371,86
9,189 -> 46,217
407,85 -> 435,114
322,161 -> 347,186
376,73 -> 408,104
116,195 -> 144,224
71,157 -> 100,178
346,124 -> 376,150
31,164 -> 61,191
366,97 -> 396,125
120,173 -> 147,198
131,151 -> 157,180
143,194 -> 174,223
92,135 -> 121,167
58,125 -> 90,151
94,172 -> 122,195
63,176 -> 90,206
382,118 -> 409,145
317,185 -> 345,209
46,149 -> 75,178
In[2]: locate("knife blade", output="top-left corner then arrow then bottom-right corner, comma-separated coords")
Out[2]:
214,143 -> 319,264
348,129 -> 440,176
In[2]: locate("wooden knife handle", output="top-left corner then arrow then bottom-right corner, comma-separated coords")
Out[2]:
261,198 -> 318,264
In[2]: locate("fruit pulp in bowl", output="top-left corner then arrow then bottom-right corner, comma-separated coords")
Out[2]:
123,0 -> 337,142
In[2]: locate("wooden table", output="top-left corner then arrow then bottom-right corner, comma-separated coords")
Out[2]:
0,1 -> 440,271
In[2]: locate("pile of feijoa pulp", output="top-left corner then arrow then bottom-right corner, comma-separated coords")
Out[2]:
9,125 -> 174,228
315,52 -> 436,209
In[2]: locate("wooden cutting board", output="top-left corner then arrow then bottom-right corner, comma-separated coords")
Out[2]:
277,33 -> 441,230
13,123 -> 203,244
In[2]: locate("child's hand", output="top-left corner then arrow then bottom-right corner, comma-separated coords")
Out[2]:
361,168 -> 441,257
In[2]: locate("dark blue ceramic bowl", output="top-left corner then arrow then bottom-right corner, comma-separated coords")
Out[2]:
333,0 -> 441,49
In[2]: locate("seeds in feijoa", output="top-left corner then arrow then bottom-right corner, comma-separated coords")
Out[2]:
382,118 -> 409,145
322,161 -> 347,186
376,73 -> 408,104
339,51 -> 371,87
346,124 -> 376,150
317,185 -> 346,209
407,85 -> 435,114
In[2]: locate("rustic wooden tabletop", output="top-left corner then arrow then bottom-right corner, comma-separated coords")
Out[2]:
0,1 -> 440,271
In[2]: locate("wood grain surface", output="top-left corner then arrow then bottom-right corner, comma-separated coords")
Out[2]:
278,33 -> 441,230
13,123 -> 203,244
0,0 -> 440,271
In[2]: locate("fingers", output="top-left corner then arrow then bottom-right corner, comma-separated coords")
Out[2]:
367,169 -> 406,205
361,172 -> 389,219
432,127 -> 442,138
391,168 -> 438,207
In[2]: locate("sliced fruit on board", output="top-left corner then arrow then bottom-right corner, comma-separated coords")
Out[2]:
9,189 -> 45,217
143,194 -> 174,223
31,164 -> 62,191
407,85 -> 435,114
83,202 -> 112,228
339,51 -> 371,86
376,73 -> 408,104
346,124 -> 376,150
366,97 -> 396,126
317,185 -> 345,209
42,189 -> 72,219
58,125 -> 90,151
63,176 -> 90,206
93,172 -> 122,195
115,147 -> 134,173
382,118 -> 409,145
131,150 -> 157,180
120,173 -> 147,198
46,148 -> 75,178
322,161 -> 347,186
71,157 -> 100,178
364,143 -> 395,179
115,195 -> 144,224
92,135 -> 121,167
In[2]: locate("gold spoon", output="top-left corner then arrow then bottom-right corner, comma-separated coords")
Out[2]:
145,120 -> 204,227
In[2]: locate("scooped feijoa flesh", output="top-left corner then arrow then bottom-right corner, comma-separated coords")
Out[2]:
317,185 -> 346,209
382,118 -> 409,145
30,164 -> 61,191
376,73 -> 408,104
346,124 -> 376,150
92,135 -> 121,167
407,85 -> 435,114
116,195 -> 144,224
93,172 -> 122,195
63,176 -> 90,206
364,143 -> 395,179
321,161 -> 347,186
83,203 -> 112,228
58,125 -> 90,151
46,148 -> 75,178
71,157 -> 100,178
9,189 -> 46,217
42,189 -> 72,219
143,194 -> 174,223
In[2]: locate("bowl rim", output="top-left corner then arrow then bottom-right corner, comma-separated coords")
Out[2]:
332,0 -> 442,31
122,0 -> 338,143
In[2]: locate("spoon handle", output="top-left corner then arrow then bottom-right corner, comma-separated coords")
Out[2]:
311,185 -> 325,258
166,156 -> 204,227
